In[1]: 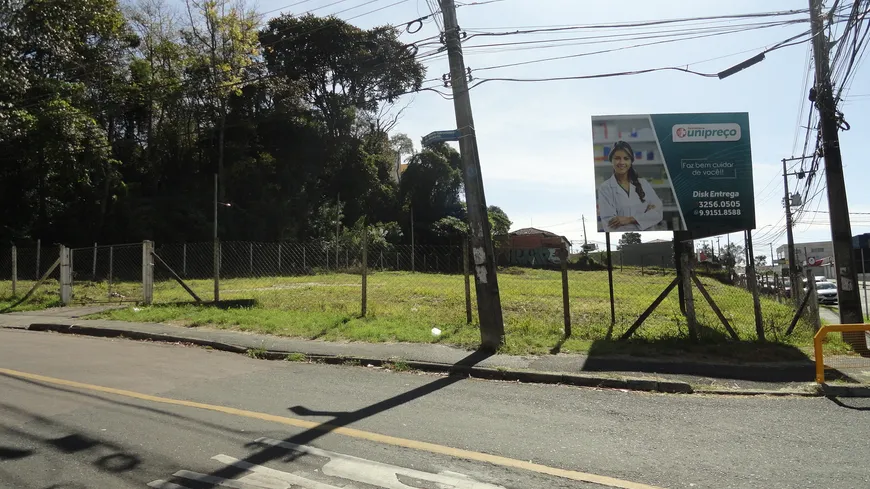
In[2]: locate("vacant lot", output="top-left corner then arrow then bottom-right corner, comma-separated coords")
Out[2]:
4,267 -> 827,356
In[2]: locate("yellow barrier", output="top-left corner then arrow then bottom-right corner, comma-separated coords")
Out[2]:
813,323 -> 870,383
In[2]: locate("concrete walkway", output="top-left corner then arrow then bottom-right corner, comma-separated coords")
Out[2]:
2,307 -> 868,396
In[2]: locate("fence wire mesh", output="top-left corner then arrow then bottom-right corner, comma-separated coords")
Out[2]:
0,244 -> 61,310
5,236 -> 870,366
70,244 -> 143,303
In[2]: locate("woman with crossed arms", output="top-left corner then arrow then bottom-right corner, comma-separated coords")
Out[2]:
596,140 -> 664,232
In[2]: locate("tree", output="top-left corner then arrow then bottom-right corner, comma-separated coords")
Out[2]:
721,243 -> 745,269
183,0 -> 260,200
390,133 -> 414,157
260,14 -> 424,139
398,144 -> 463,244
755,255 -> 768,268
0,0 -> 134,243
487,206 -> 512,237
617,232 -> 642,250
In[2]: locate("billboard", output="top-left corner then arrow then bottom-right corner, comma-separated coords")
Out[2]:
592,113 -> 755,238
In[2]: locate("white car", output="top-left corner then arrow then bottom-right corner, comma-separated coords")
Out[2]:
814,282 -> 838,304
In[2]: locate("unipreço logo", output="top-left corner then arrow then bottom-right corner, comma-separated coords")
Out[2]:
672,123 -> 741,142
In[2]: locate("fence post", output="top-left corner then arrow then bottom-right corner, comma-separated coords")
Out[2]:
11,245 -> 17,296
35,238 -> 41,280
303,245 -> 306,270
560,247 -> 571,337
92,242 -> 98,281
805,267 -> 821,332
60,245 -> 71,305
463,240 -> 472,324
380,251 -> 384,271
108,246 -> 114,298
143,240 -> 154,305
361,227 -> 368,317
278,243 -> 282,275
183,243 -> 187,277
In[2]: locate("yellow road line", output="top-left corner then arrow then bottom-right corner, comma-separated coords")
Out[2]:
0,367 -> 664,489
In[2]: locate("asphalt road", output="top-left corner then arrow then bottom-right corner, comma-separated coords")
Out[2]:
1,330 -> 869,489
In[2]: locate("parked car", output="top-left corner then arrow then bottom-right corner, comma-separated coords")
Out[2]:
815,275 -> 830,284
814,282 -> 839,304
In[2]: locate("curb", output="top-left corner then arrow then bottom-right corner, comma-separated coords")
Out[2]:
692,387 -> 823,397
12,323 -> 869,397
13,323 -> 695,395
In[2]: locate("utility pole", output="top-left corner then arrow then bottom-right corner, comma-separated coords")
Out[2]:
783,159 -> 801,308
717,237 -> 721,259
582,215 -> 588,248
439,0 -> 505,349
808,0 -> 864,330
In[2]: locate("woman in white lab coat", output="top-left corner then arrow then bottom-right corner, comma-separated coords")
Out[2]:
597,141 -> 663,232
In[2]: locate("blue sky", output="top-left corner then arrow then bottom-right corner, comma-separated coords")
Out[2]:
249,0 -> 869,259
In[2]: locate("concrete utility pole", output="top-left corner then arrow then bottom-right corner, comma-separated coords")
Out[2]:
783,159 -> 800,308
582,215 -> 588,248
439,0 -> 505,349
808,0 -> 864,329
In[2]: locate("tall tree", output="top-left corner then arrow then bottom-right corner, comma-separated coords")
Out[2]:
0,0 -> 134,243
183,0 -> 259,200
617,232 -> 642,250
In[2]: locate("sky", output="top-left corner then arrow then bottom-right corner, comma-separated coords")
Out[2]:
245,0 -> 869,260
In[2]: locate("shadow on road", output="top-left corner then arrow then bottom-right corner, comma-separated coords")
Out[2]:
180,349 -> 494,489
581,338 -> 817,382
0,402 -> 153,488
826,396 -> 870,411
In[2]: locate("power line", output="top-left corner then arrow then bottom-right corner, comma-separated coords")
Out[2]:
461,8 -> 812,34
466,23 -> 810,73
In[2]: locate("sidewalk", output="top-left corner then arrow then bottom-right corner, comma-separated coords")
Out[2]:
1,307 -> 867,396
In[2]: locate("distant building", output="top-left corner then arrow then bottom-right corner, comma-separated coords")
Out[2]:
776,240 -> 835,279
497,227 -> 570,266
619,239 -> 674,268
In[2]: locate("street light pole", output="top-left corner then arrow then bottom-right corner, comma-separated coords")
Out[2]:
214,173 -> 220,303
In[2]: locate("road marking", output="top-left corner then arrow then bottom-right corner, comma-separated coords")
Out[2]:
0,367 -> 664,489
219,441 -> 506,489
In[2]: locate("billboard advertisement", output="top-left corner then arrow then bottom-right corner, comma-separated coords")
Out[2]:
592,112 -> 755,238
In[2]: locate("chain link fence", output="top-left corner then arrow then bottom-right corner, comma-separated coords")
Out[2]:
70,243 -> 143,303
2,237 -> 864,363
0,244 -> 62,310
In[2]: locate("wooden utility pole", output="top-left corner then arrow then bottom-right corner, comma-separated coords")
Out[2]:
808,0 -> 864,331
439,0 -> 505,349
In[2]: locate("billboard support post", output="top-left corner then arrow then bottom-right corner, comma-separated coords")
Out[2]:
676,232 -> 698,341
605,232 -> 615,339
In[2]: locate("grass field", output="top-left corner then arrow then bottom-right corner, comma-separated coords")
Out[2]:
0,267 -> 839,357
